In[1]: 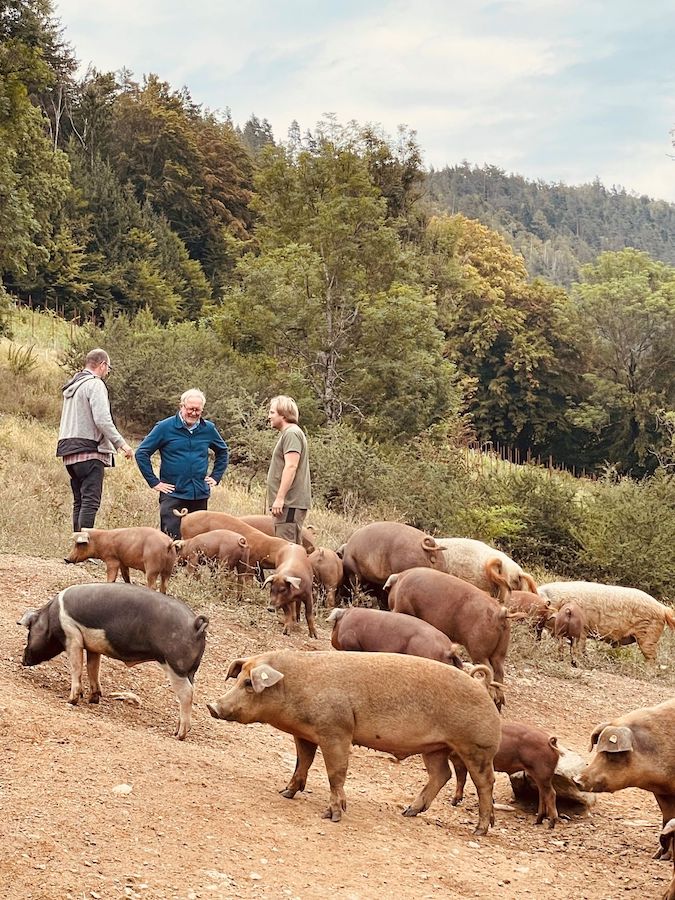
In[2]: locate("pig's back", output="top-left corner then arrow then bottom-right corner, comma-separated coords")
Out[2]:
264,650 -> 500,757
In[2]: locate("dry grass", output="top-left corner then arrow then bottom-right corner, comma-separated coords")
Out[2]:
0,380 -> 673,690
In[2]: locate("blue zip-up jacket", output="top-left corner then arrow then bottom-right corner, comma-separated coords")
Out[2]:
135,414 -> 229,500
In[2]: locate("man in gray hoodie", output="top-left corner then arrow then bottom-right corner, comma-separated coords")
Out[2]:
56,348 -> 133,531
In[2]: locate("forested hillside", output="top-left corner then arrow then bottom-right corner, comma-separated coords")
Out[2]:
1,0 -> 674,480
427,164 -> 675,286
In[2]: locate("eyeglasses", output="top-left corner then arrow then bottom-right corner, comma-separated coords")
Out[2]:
183,406 -> 203,414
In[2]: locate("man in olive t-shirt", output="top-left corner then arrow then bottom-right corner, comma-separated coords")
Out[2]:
266,395 -> 311,544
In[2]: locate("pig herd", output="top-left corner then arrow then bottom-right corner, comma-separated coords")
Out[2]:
16,512 -> 675,899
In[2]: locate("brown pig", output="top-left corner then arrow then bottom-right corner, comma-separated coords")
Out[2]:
387,567 -> 513,709
206,649 -> 500,834
576,698 -> 675,858
506,590 -> 552,640
174,509 -> 290,568
328,607 -> 464,668
553,601 -> 585,667
174,529 -> 251,598
65,526 -> 176,592
341,521 -> 447,609
238,514 -> 316,552
308,547 -> 344,609
263,543 -> 317,638
450,722 -> 561,828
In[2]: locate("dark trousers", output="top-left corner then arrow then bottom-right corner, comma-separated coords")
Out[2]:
66,459 -> 105,532
160,495 -> 209,540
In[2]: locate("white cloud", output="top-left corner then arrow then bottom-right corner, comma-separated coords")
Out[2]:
52,0 -> 675,201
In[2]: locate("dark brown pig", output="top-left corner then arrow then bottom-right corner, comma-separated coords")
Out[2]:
328,607 -> 464,668
576,699 -> 675,857
174,529 -> 251,598
387,567 -> 512,709
341,521 -> 447,609
263,542 -> 317,638
206,649 -> 500,834
308,547 -> 344,609
660,819 -> 675,899
238,514 -> 316,552
553,601 -> 585,667
18,583 -> 208,739
65,526 -> 176,592
450,722 -> 561,827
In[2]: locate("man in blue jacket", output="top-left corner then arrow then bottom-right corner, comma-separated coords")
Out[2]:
135,388 -> 229,539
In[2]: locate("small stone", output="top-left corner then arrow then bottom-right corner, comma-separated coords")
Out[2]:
112,783 -> 133,795
250,872 -> 262,881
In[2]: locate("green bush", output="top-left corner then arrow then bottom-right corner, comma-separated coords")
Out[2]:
494,466 -> 587,572
576,469 -> 675,600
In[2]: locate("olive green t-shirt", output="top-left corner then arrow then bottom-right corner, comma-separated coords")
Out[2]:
266,423 -> 312,510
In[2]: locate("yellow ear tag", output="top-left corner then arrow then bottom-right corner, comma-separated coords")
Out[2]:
609,734 -> 617,743
261,672 -> 269,681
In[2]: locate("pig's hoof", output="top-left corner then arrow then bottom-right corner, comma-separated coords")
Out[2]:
68,697 -> 79,706
88,692 -> 101,705
402,806 -> 420,817
279,789 -> 296,799
473,825 -> 488,836
451,797 -> 463,807
321,807 -> 342,823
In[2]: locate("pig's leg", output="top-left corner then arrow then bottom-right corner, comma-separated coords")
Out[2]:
654,795 -> 675,860
319,737 -> 351,822
119,564 -> 131,584
280,736 -> 318,798
146,570 -> 159,590
325,586 -> 336,610
281,603 -> 295,636
533,779 -> 559,828
637,629 -> 660,664
448,752 -> 468,805
305,598 -> 318,639
86,651 -> 102,704
403,751 -> 452,816
105,561 -> 120,583
464,756 -> 496,835
163,664 -> 194,740
65,636 -> 85,704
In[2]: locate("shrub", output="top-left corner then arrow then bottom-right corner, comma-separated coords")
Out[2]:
576,469 -> 675,600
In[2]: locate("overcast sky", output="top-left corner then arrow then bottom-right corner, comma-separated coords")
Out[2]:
53,0 -> 675,201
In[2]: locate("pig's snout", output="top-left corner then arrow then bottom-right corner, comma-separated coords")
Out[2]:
206,701 -> 222,719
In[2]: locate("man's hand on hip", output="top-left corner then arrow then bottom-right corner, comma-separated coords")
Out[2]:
153,482 -> 175,494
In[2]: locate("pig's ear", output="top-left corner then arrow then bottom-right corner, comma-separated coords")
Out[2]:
18,609 -> 37,628
596,726 -> 633,754
226,658 -> 248,680
73,531 -> 89,544
284,576 -> 302,591
250,664 -> 284,693
589,722 -> 611,750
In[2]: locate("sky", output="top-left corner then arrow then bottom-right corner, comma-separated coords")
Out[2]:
53,0 -> 675,202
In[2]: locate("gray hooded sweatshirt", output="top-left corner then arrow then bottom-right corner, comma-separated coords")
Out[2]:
56,371 -> 126,460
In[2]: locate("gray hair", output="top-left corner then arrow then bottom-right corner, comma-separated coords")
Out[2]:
180,388 -> 206,408
270,395 -> 299,423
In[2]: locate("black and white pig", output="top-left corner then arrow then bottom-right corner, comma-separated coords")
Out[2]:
18,582 -> 208,739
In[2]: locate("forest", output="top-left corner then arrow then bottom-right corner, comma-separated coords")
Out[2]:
1,0 -> 674,481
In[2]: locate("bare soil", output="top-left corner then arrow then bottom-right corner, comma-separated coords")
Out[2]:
1,553 -> 672,899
